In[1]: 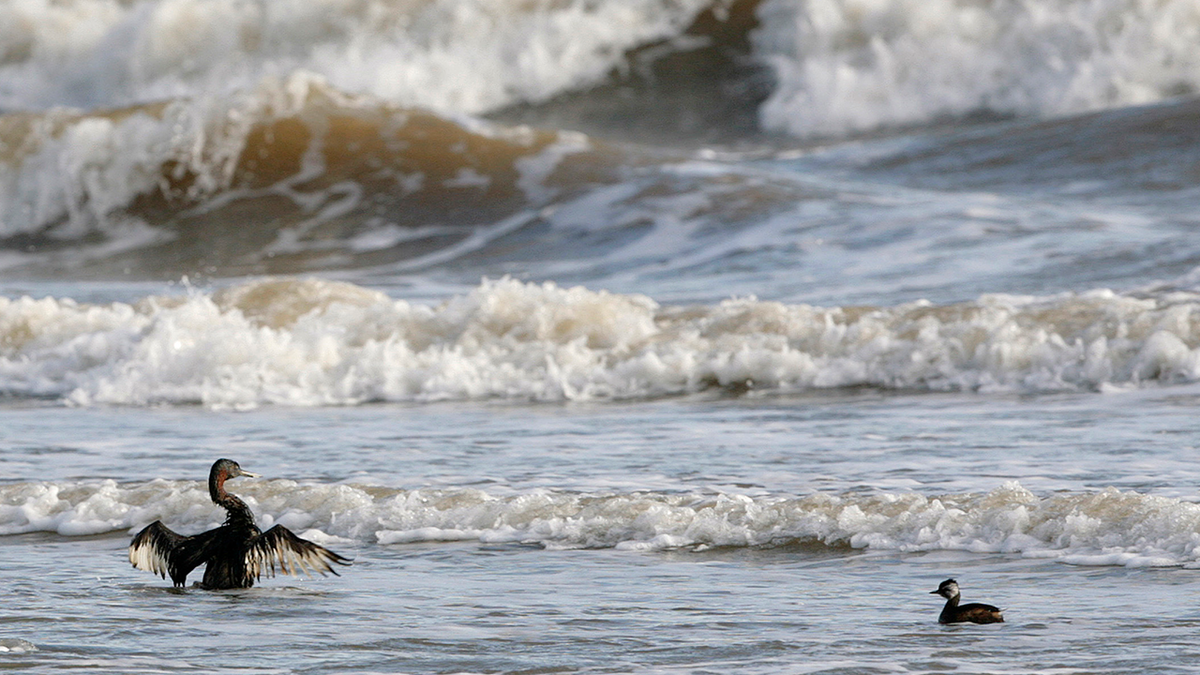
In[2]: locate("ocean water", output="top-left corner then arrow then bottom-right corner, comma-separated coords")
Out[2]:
4,0 -> 1200,672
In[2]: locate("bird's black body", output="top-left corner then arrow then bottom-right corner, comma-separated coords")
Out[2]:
930,578 -> 1004,624
130,459 -> 350,589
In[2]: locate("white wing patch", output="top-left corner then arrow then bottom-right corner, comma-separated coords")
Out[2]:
129,540 -> 171,578
245,525 -> 350,581
128,521 -> 183,580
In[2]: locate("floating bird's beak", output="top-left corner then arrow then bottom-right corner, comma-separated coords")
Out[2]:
930,590 -> 940,594
239,470 -> 259,478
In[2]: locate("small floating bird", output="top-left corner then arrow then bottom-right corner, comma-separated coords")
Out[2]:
930,578 -> 1004,624
129,459 -> 350,589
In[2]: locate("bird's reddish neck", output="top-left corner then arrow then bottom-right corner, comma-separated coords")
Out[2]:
209,468 -> 233,505
209,467 -> 255,527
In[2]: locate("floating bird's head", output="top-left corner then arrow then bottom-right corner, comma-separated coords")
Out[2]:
211,458 -> 258,482
930,578 -> 960,599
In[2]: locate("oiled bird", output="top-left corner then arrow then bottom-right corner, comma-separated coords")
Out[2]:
930,578 -> 1004,624
129,459 -> 350,589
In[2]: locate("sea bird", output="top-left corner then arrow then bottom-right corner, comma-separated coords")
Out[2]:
930,578 -> 1004,624
129,459 -> 350,589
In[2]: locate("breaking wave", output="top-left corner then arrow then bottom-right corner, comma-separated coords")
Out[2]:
6,478 -> 1200,567
754,0 -> 1200,136
4,0 -> 1197,141
0,0 -> 717,115
1,277 -> 1200,408
0,75 -> 606,269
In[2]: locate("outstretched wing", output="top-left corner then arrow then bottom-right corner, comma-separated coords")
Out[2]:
130,521 -> 183,580
129,521 -> 220,587
245,525 -> 351,581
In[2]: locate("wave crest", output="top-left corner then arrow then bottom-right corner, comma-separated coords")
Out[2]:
1,278 -> 1200,407
0,0 -> 718,113
755,0 -> 1200,136
8,478 -> 1200,567
0,75 -> 600,273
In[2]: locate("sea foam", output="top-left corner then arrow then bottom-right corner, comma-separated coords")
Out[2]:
5,0 -> 1194,141
2,277 -> 1200,407
753,0 -> 1200,136
6,477 -> 1200,567
0,0 -> 714,113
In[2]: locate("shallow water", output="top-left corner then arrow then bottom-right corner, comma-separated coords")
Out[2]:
4,392 -> 1200,672
5,1 -> 1200,672
8,527 -> 1200,673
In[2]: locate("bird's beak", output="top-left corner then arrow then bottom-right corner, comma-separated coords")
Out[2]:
929,590 -> 940,594
239,470 -> 259,478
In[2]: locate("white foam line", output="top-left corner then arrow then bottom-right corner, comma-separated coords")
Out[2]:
385,210 -> 542,272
